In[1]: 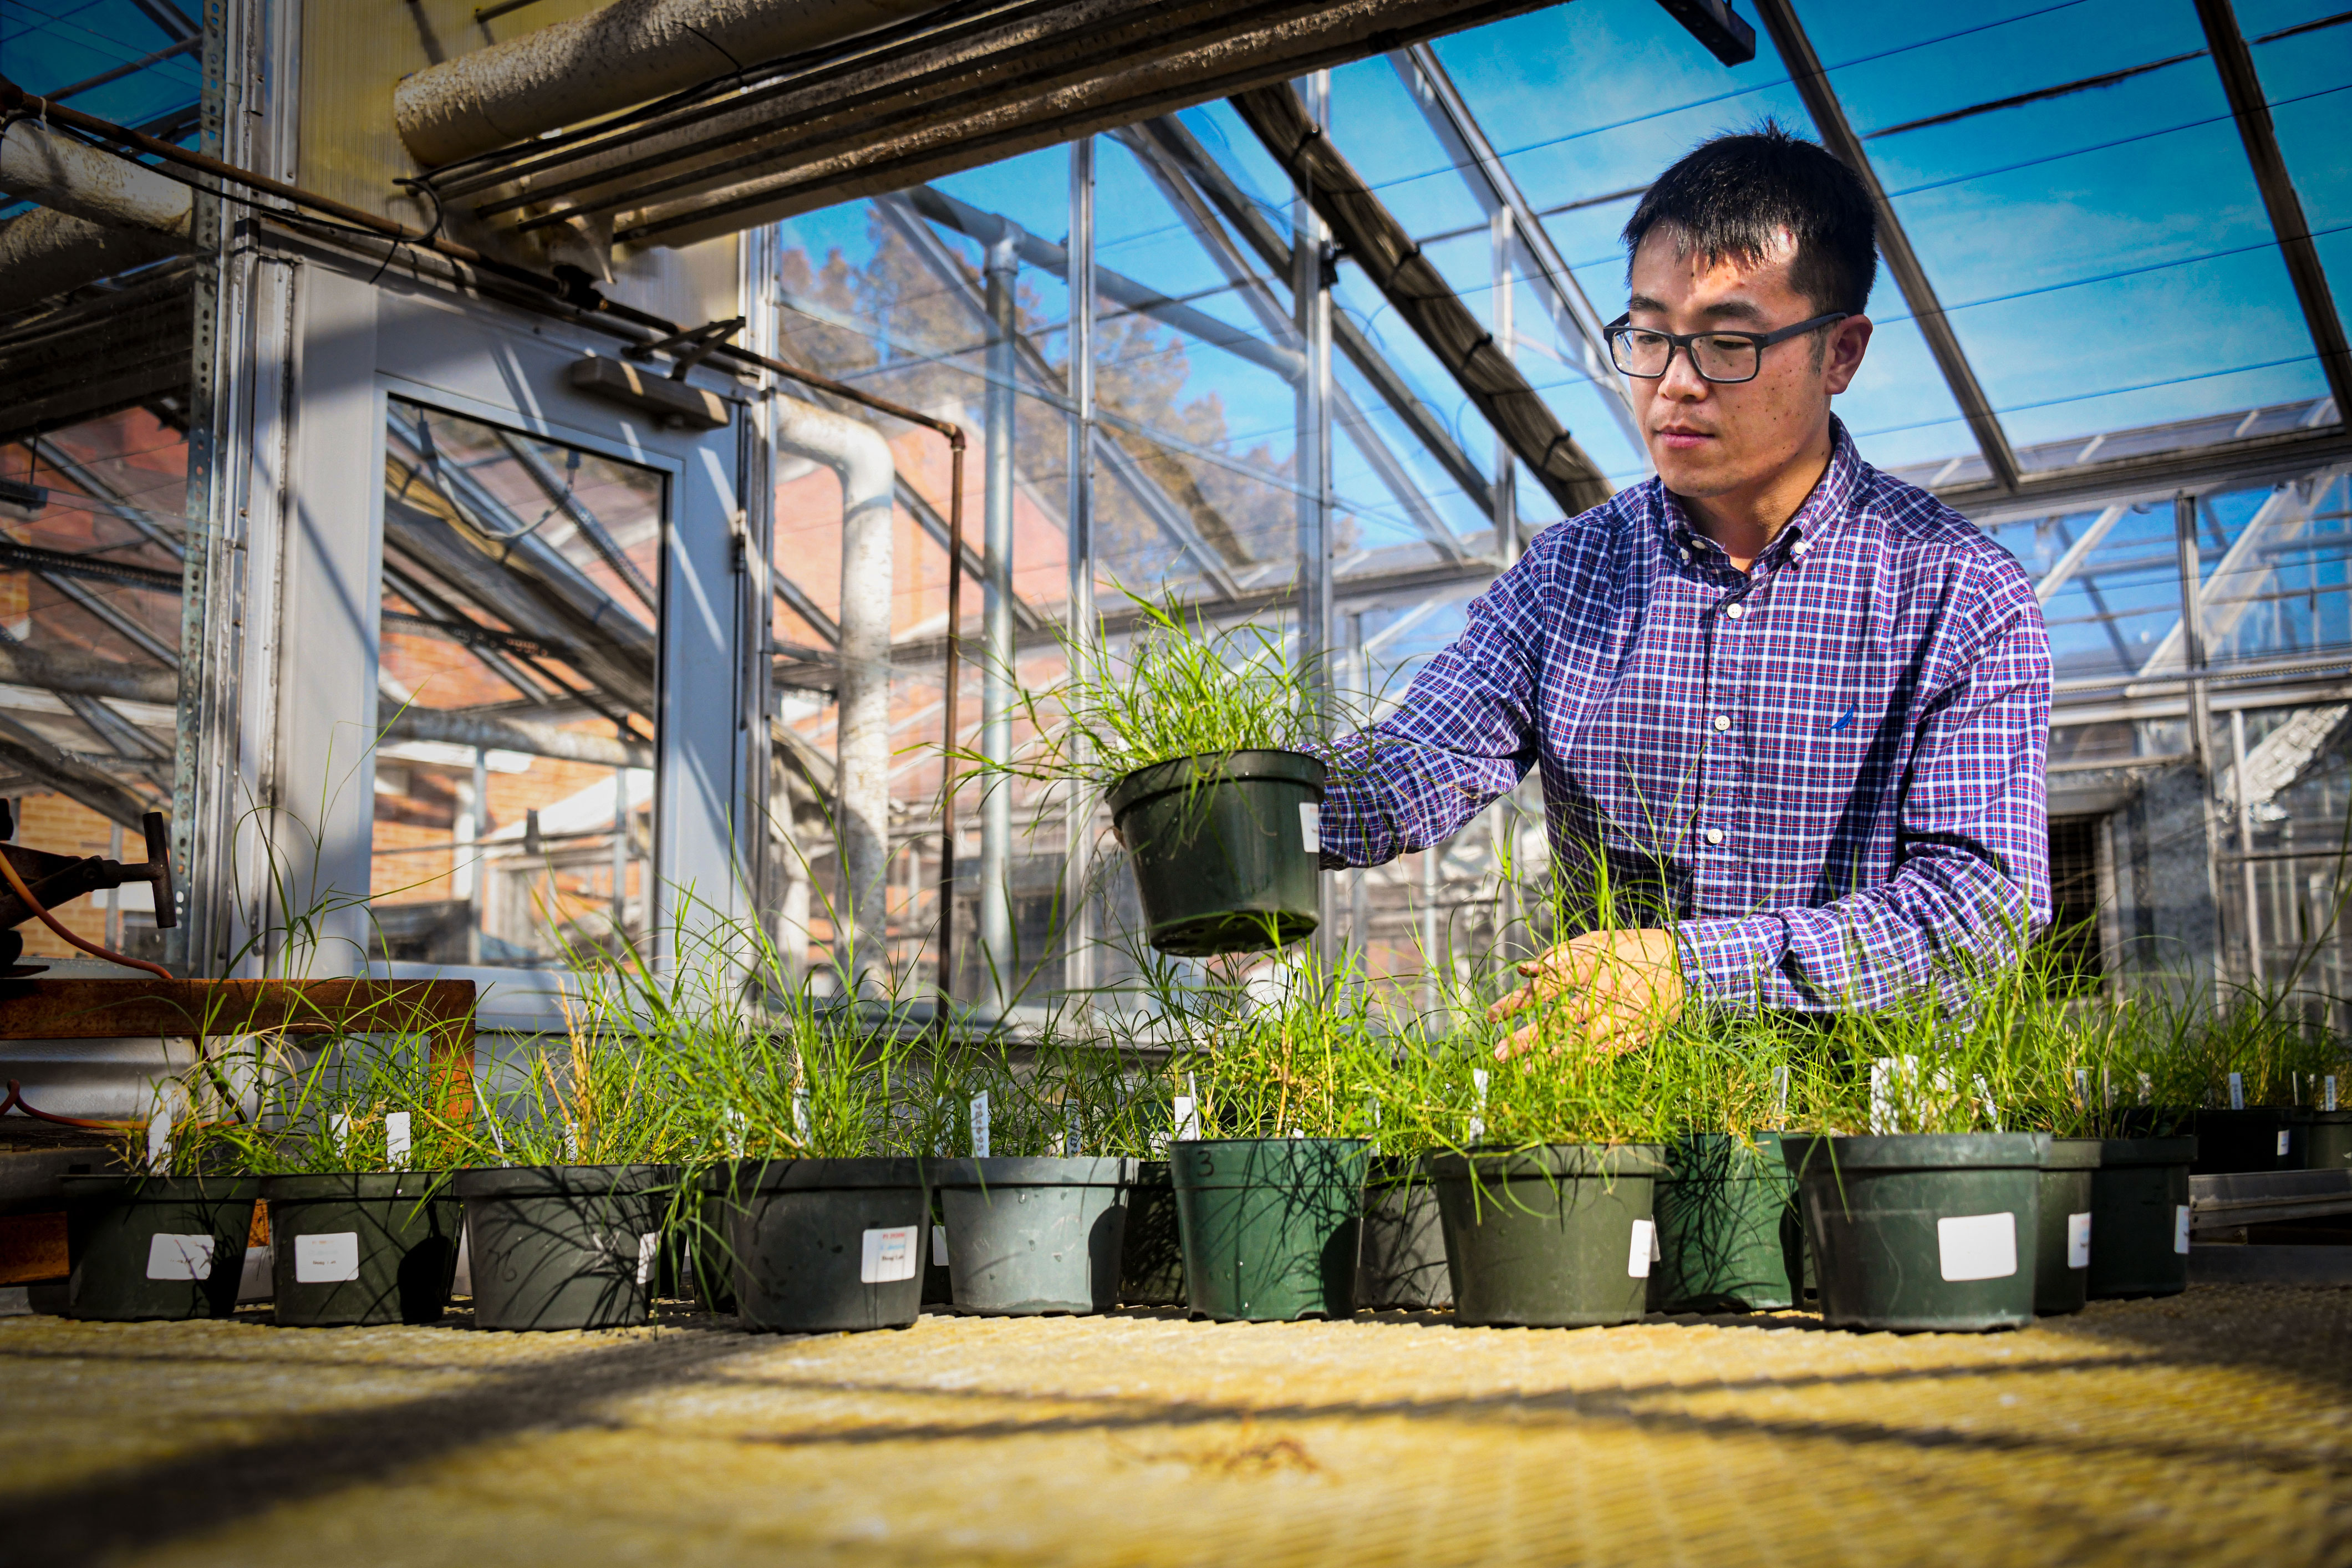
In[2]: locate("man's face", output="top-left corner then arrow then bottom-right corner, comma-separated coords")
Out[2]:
1623,227 -> 1871,500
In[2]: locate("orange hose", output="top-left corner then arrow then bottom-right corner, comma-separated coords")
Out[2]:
0,849 -> 173,980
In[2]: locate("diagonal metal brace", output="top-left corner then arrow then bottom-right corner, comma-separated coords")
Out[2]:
623,315 -> 746,380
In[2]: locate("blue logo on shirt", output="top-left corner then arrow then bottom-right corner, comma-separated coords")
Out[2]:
1830,706 -> 1855,734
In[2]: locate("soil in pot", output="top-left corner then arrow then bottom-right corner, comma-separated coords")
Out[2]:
2035,1140 -> 2100,1316
2302,1112 -> 2352,1173
1356,1155 -> 1449,1310
1783,1133 -> 2047,1332
261,1172 -> 460,1327
2191,1108 -> 2308,1173
1106,750 -> 1324,956
1430,1144 -> 1667,1328
720,1158 -> 930,1332
2088,1136 -> 2196,1299
1118,1160 -> 1185,1306
452,1165 -> 672,1331
1172,1138 -> 1366,1321
1650,1132 -> 1800,1315
61,1174 -> 259,1322
936,1157 -> 1133,1315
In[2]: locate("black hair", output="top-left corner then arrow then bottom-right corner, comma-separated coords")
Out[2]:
1621,122 -> 1877,317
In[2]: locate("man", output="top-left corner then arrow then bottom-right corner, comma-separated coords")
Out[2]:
1318,125 -> 2051,1056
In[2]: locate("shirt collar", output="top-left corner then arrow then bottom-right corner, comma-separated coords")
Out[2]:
1656,416 -> 1865,573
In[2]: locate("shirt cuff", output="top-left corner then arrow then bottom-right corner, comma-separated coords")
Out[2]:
1674,915 -> 1789,1009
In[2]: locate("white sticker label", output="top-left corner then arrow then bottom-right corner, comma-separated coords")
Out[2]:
293,1231 -> 361,1284
2228,1072 -> 2245,1110
635,1231 -> 660,1287
931,1224 -> 949,1266
2329,1076 -> 2340,1113
1172,1095 -> 1199,1142
970,1092 -> 991,1159
1627,1219 -> 1656,1279
1936,1212 -> 2018,1282
861,1225 -> 918,1284
1300,801 -> 1320,854
2175,1204 -> 2193,1255
2066,1211 -> 2092,1271
384,1111 -> 412,1170
145,1105 -> 172,1173
145,1233 -> 215,1281
2278,1130 -> 2293,1158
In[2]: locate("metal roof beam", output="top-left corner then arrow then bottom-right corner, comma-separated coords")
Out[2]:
2192,0 -> 2352,415
1751,0 -> 2023,493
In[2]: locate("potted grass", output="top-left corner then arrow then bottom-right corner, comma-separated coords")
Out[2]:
1167,962 -> 1373,1321
965,591 -> 1338,957
1646,1023 -> 1804,1316
922,1036 -> 1151,1316
60,1085 -> 258,1323
452,1022 -> 685,1332
1353,983 -> 1453,1312
226,1030 -> 472,1328
2069,1020 -> 2197,1301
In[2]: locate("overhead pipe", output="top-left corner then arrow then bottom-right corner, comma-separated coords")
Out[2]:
393,0 -> 953,168
0,78 -> 969,1027
976,221 -> 1020,1017
0,116 -> 196,300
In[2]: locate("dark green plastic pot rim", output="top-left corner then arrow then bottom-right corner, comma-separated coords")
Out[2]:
2094,1135 -> 2199,1167
1426,1142 -> 1668,1181
58,1174 -> 261,1202
1781,1132 -> 2050,1178
259,1172 -> 452,1201
931,1156 -> 1134,1188
1105,748 -> 1326,818
449,1163 -> 674,1199
2041,1139 -> 2104,1170
705,1157 -> 930,1194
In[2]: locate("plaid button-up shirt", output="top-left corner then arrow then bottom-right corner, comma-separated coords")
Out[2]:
1321,422 -> 2051,1011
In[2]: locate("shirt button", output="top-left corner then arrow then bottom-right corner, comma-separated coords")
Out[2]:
1679,548 -> 1691,562
1705,828 -> 1724,845
1724,603 -> 1744,620
1792,540 -> 1810,557
1712,715 -> 1732,732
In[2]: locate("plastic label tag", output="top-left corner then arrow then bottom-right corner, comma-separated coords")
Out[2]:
2066,1212 -> 2091,1271
1936,1212 -> 2017,1282
1299,802 -> 1320,854
146,1104 -> 172,1173
2175,1204 -> 2192,1255
1627,1219 -> 1655,1279
2278,1130 -> 2293,1157
384,1111 -> 412,1170
294,1232 -> 361,1284
970,1092 -> 991,1159
861,1225 -> 918,1284
635,1232 -> 660,1287
1172,1095 -> 1199,1142
2228,1072 -> 2245,1110
145,1233 -> 215,1281
931,1224 -> 948,1266
2330,1076 -> 2340,1113
330,1112 -> 352,1153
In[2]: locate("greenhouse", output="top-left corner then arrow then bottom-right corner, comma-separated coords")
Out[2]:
2,0 -> 2350,1562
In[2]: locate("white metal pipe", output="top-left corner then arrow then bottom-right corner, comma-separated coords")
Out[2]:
1062,137 -> 1097,998
773,393 -> 896,994
978,221 -> 1020,1013
393,0 -> 952,167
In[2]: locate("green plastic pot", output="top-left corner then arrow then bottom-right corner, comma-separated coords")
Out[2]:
2191,1108 -> 2308,1173
60,1174 -> 259,1322
1356,1155 -> 1450,1310
452,1164 -> 671,1331
1783,1134 -> 2047,1333
1118,1160 -> 1185,1306
934,1157 -> 1132,1315
1106,750 -> 1325,956
2088,1136 -> 2196,1300
2035,1140 -> 2101,1316
1430,1144 -> 1667,1328
716,1158 -> 930,1333
2302,1112 -> 2352,1173
1170,1138 -> 1366,1321
1650,1132 -> 1801,1315
260,1172 -> 461,1327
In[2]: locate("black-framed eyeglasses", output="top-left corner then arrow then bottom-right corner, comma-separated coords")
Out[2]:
1605,312 -> 1849,384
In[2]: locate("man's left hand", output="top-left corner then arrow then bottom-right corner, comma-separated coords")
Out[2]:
1485,929 -> 1686,1060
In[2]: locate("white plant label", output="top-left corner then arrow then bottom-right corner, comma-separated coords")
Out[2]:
1471,1067 -> 1489,1144
635,1232 -> 660,1287
793,1086 -> 812,1141
1466,1117 -> 1485,1146
1299,801 -> 1320,855
2075,1070 -> 2091,1107
931,1225 -> 949,1266
330,1112 -> 353,1154
146,1104 -> 172,1173
970,1092 -> 991,1159
1171,1095 -> 1199,1142
563,1126 -> 581,1163
2066,1212 -> 2092,1271
2228,1072 -> 2245,1110
1869,1058 -> 1895,1135
723,1110 -> 746,1158
2174,1204 -> 2192,1255
293,1232 -> 361,1284
1935,1212 -> 2017,1282
1772,1066 -> 1789,1124
1064,1130 -> 1080,1158
860,1225 -> 918,1284
145,1233 -> 215,1282
384,1112 -> 412,1170
2330,1076 -> 2340,1113
1627,1219 -> 1655,1279
2278,1130 -> 2293,1158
